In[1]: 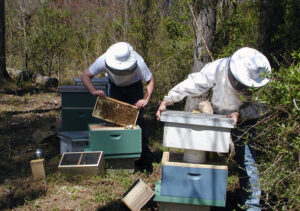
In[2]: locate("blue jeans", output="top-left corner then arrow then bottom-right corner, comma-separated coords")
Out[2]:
232,120 -> 261,211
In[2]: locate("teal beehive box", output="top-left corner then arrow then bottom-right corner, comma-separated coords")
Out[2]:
59,82 -> 108,131
85,123 -> 142,158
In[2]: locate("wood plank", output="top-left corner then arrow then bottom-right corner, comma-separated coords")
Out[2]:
162,152 -> 228,170
92,96 -> 139,127
122,179 -> 154,211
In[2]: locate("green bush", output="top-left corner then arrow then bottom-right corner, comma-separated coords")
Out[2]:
256,60 -> 300,210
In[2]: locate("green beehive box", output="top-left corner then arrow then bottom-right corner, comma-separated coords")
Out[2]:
60,108 -> 105,131
59,85 -> 107,108
84,123 -> 142,158
59,84 -> 108,131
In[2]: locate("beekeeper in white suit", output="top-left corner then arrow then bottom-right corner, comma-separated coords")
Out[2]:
82,42 -> 155,173
156,47 -> 271,211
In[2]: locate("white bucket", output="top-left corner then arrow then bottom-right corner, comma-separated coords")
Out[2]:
183,149 -> 206,163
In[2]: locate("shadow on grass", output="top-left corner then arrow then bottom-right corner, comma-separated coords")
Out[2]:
97,198 -> 158,211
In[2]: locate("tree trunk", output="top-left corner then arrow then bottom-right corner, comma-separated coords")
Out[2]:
258,0 -> 284,66
184,0 -> 217,111
0,0 -> 9,83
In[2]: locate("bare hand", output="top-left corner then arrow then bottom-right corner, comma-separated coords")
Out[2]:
135,99 -> 149,109
92,90 -> 106,97
226,112 -> 239,125
156,101 -> 167,121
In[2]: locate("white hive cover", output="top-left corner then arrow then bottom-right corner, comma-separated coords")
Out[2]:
160,110 -> 235,128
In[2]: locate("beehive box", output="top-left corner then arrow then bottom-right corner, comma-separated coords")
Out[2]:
59,85 -> 107,131
73,77 -> 108,86
160,110 -> 235,153
105,157 -> 137,173
58,151 -> 104,175
58,131 -> 89,154
30,159 -> 46,180
154,181 -> 218,208
158,202 -> 210,211
122,179 -> 154,211
84,123 -> 142,158
92,96 -> 139,127
159,152 -> 227,207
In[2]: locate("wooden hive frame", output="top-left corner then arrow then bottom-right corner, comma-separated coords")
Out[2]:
92,96 -> 139,127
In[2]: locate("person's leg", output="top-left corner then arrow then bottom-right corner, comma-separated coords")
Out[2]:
233,121 -> 261,210
109,81 -> 153,172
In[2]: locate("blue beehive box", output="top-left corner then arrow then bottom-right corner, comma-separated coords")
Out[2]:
160,152 -> 228,207
153,181 -> 220,208
84,123 -> 142,159
58,131 -> 89,154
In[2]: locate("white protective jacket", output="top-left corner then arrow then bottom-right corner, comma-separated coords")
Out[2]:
164,58 -> 255,117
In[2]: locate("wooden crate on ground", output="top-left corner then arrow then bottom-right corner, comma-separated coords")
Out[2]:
30,159 -> 46,180
58,151 -> 104,175
92,96 -> 139,127
122,179 -> 154,211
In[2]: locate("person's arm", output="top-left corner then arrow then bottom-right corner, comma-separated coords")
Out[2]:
135,76 -> 155,109
81,69 -> 106,97
156,100 -> 168,121
238,102 -> 267,122
156,72 -> 214,120
226,102 -> 267,125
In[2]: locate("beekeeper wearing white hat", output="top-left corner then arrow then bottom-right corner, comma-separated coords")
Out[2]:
156,47 -> 271,210
82,42 -> 155,172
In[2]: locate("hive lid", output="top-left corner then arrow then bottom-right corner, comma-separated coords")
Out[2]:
92,96 -> 139,127
73,77 -> 108,86
160,110 -> 234,128
59,85 -> 106,93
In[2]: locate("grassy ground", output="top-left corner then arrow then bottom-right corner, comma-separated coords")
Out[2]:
0,87 -> 241,211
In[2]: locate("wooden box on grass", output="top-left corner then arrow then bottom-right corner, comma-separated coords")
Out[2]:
160,152 -> 228,207
84,123 -> 141,159
160,110 -> 235,153
59,85 -> 107,131
122,179 -> 154,211
58,151 -> 104,175
58,131 -> 89,154
30,159 -> 46,180
92,96 -> 139,127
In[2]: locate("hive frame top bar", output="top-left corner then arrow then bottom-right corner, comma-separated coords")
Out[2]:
160,110 -> 235,128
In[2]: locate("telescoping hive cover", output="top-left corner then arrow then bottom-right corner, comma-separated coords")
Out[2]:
92,96 -> 139,127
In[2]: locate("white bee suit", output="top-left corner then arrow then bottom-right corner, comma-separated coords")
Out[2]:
163,58 -> 250,115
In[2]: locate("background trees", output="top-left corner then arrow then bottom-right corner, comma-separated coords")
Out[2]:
0,0 -> 9,85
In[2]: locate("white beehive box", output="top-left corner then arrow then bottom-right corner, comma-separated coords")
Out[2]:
160,110 -> 235,153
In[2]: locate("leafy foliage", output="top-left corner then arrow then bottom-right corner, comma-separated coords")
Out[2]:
256,61 -> 300,210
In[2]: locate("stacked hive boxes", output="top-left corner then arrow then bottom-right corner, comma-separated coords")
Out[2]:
83,97 -> 142,172
154,110 -> 235,210
58,78 -> 108,154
